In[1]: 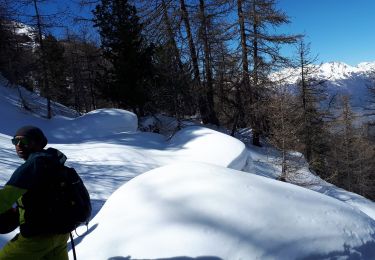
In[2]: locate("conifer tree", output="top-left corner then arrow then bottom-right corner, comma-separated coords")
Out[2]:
62,34 -> 104,113
134,0 -> 194,119
327,96 -> 375,200
17,0 -> 64,118
236,0 -> 300,146
93,0 -> 154,115
330,96 -> 357,189
197,0 -> 220,126
294,39 -> 328,175
267,83 -> 300,181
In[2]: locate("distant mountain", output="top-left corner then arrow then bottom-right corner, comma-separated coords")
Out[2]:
2,21 -> 39,49
11,21 -> 37,40
276,61 -> 375,84
314,62 -> 375,109
273,61 -> 375,121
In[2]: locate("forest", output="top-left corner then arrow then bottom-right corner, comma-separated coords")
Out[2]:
1,0 -> 375,201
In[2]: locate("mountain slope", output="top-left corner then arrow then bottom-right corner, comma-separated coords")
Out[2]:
273,61 -> 375,111
1,72 -> 375,259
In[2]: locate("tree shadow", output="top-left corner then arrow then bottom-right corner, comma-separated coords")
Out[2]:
66,162 -> 160,218
130,178 -> 375,259
46,126 -> 209,152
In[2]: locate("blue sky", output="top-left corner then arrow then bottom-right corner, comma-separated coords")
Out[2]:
23,0 -> 375,66
277,0 -> 375,66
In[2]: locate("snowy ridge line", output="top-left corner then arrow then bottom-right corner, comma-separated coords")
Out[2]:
271,61 -> 375,84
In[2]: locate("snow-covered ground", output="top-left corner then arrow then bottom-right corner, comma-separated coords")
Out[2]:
1,79 -> 375,259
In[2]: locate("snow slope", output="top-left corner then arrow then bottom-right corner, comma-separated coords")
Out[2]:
0,80 -> 375,259
77,163 -> 375,259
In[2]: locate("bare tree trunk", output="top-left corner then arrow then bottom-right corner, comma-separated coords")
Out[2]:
237,0 -> 249,87
280,111 -> 287,181
161,0 -> 183,71
251,0 -> 261,146
299,41 -> 312,161
33,0 -> 52,118
180,0 -> 210,124
88,69 -> 96,110
161,0 -> 184,119
199,0 -> 219,126
234,0 -> 248,131
180,0 -> 200,84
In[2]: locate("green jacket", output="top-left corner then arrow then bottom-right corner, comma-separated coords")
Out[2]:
0,148 -> 67,237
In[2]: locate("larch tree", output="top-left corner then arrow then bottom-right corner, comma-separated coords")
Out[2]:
326,96 -> 364,193
197,0 -> 220,126
61,31 -> 104,114
267,80 -> 300,181
42,34 -> 68,106
196,0 -> 237,129
236,0 -> 300,146
179,0 -> 208,122
17,0 -> 67,118
327,95 -> 375,200
294,39 -> 329,175
30,0 -> 52,117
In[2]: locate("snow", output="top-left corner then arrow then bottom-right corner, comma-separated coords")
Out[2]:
270,61 -> 375,125
271,61 -> 375,85
358,62 -> 375,72
0,78 -> 375,259
76,163 -> 375,259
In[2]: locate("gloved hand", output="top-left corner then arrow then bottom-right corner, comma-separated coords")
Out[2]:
0,207 -> 19,234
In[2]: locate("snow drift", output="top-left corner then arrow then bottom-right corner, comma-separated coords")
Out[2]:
75,162 -> 375,260
1,75 -> 375,259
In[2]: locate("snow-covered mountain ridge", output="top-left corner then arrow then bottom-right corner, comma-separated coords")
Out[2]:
274,61 -> 375,83
11,22 -> 37,39
3,21 -> 41,49
273,61 -> 375,113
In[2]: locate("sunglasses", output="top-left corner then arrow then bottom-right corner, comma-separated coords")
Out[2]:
11,137 -> 30,146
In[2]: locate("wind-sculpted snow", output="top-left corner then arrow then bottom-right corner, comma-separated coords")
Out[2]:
49,109 -> 138,142
0,78 -> 138,141
52,125 -> 247,210
75,162 -> 375,260
167,126 -> 247,170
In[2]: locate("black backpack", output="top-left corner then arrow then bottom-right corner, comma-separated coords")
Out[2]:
20,162 -> 92,236
48,165 -> 92,234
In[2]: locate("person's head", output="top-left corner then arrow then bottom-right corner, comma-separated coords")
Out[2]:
12,125 -> 48,160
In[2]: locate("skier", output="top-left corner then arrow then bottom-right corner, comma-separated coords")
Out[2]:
0,126 -> 69,260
